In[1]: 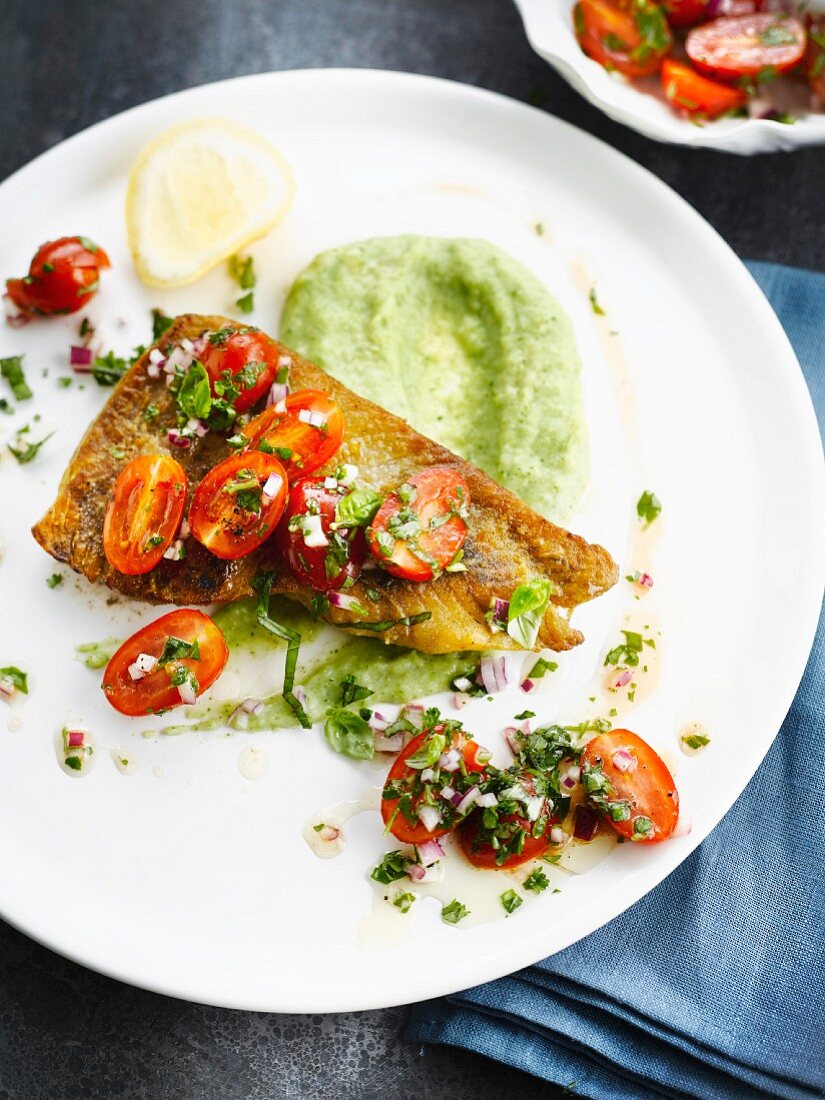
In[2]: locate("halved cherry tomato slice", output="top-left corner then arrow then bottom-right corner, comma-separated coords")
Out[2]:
661,58 -> 747,116
806,19 -> 825,98
102,609 -> 228,717
581,728 -> 679,843
662,0 -> 708,28
241,390 -> 344,479
103,454 -> 187,575
5,236 -> 110,317
188,451 -> 287,561
686,13 -> 806,80
575,0 -> 672,79
367,467 -> 470,582
199,327 -> 283,413
381,726 -> 489,845
458,773 -> 554,869
275,477 -> 366,592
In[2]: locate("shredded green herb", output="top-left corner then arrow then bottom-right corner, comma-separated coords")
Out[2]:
253,572 -> 311,728
441,899 -> 470,925
0,667 -> 28,693
0,355 -> 32,400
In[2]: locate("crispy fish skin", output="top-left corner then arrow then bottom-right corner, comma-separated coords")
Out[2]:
32,314 -> 617,653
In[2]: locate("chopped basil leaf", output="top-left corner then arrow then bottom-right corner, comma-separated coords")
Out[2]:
441,899 -> 470,925
144,404 -> 160,422
339,674 -> 373,708
370,850 -> 411,885
90,350 -> 129,386
0,398 -> 12,414
324,707 -> 374,760
176,361 -> 212,421
523,868 -> 550,894
588,287 -> 605,316
393,890 -> 416,914
405,733 -> 446,770
682,732 -> 710,751
8,427 -> 54,464
236,292 -> 255,314
636,490 -> 662,525
151,309 -> 174,340
77,235 -> 100,253
528,657 -> 558,679
631,815 -> 653,840
157,636 -> 201,666
499,889 -> 523,915
229,254 -> 256,290
514,710 -> 535,721
604,630 -> 645,668
46,573 -> 63,589
335,487 -> 382,529
507,578 -> 553,649
0,355 -> 32,400
310,593 -> 330,620
0,666 -> 28,693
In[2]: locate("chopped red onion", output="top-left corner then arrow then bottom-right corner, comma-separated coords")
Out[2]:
65,728 -> 87,749
638,573 -> 653,590
298,408 -> 327,429
573,804 -> 600,842
190,334 -> 208,357
487,596 -> 509,632
134,651 -> 159,673
525,795 -> 545,822
328,590 -> 362,612
416,804 -> 441,833
0,679 -> 16,702
163,539 -> 185,561
294,686 -> 308,710
229,697 -> 264,726
520,677 -> 536,693
613,669 -> 633,689
177,679 -> 197,706
401,704 -> 425,730
440,785 -> 456,802
337,463 -> 358,485
374,732 -> 404,752
167,429 -> 192,449
673,813 -> 692,839
70,345 -> 93,367
318,824 -> 341,843
147,362 -> 161,380
549,826 -> 567,845
407,860 -> 443,884
148,347 -> 166,366
180,517 -> 190,540
503,726 -> 520,754
3,294 -> 29,328
420,767 -> 435,783
453,675 -> 474,693
164,345 -> 193,373
128,662 -> 145,682
180,338 -> 195,354
438,748 -> 461,772
266,382 -> 289,408
184,418 -> 209,439
456,787 -> 480,815
262,472 -> 281,500
302,513 -> 328,548
416,837 -> 445,866
476,792 -> 498,809
368,711 -> 390,732
480,654 -> 509,694
452,692 -> 471,709
560,764 -> 581,789
611,747 -> 637,773
323,476 -> 339,490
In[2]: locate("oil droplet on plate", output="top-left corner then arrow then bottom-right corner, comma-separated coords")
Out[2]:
238,743 -> 269,781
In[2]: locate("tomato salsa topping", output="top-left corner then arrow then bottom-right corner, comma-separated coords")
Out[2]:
188,451 -> 288,560
275,475 -> 368,593
240,389 -> 344,478
367,466 -> 470,582
103,454 -> 188,575
102,609 -> 228,717
199,326 -> 286,413
6,236 -> 110,317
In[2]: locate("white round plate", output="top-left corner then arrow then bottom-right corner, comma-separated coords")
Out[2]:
0,70 -> 822,1012
515,0 -> 825,153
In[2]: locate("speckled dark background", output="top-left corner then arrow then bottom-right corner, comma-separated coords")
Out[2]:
1,1 -> 823,1097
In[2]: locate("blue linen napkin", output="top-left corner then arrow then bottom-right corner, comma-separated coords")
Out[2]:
406,262 -> 825,1100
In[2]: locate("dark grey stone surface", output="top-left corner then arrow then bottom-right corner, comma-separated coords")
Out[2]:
0,1 -> 821,1098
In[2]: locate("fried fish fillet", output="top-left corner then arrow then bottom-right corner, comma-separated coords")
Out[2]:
33,314 -> 617,653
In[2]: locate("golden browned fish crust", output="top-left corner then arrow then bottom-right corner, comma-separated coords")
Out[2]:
32,314 -> 617,653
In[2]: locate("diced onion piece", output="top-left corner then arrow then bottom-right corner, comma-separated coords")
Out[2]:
452,692 -> 471,709
262,473 -> 281,500
479,654 -> 509,694
416,837 -> 445,866
0,678 -> 17,702
302,513 -> 328,548
70,345 -> 93,367
176,678 -> 197,706
167,429 -> 192,449
525,795 -> 545,822
298,408 -> 326,428
549,826 -> 567,845
266,381 -> 289,408
374,732 -> 403,753
456,787 -> 480,815
163,539 -> 185,561
438,748 -> 461,772
611,748 -> 637,773
3,294 -> 29,328
328,590 -> 364,613
148,347 -> 166,366
338,463 -> 358,485
613,669 -> 633,689
440,785 -> 456,802
453,676 -> 474,693
476,792 -> 498,808
416,804 -> 441,833
407,860 -> 444,884
420,767 -> 435,783
401,704 -> 425,730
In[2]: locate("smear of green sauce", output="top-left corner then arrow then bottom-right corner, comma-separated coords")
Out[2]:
76,637 -> 122,669
281,235 -> 589,523
162,598 -> 474,735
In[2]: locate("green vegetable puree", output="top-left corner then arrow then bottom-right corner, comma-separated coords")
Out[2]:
281,235 -> 588,522
162,598 -> 473,734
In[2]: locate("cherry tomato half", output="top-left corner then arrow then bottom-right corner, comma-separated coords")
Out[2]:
241,389 -> 344,479
5,236 -> 110,317
661,58 -> 747,116
102,609 -> 228,717
458,773 -> 554,870
662,0 -> 708,28
575,0 -> 672,79
103,454 -> 187,575
188,451 -> 287,561
275,477 -> 366,592
366,467 -> 470,583
686,13 -> 806,81
199,328 -> 283,413
581,728 -> 679,843
806,18 -> 825,99
381,726 -> 489,845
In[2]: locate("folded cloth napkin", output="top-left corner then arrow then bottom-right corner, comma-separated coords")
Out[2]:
406,261 -> 825,1100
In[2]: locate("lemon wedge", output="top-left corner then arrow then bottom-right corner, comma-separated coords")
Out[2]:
126,118 -> 295,288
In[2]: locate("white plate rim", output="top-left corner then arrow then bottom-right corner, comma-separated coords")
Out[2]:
0,67 -> 823,1012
